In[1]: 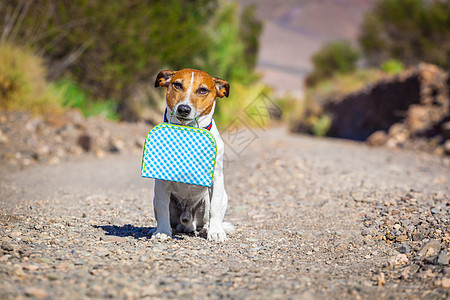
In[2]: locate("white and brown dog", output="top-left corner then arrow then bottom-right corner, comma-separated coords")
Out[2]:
152,68 -> 232,242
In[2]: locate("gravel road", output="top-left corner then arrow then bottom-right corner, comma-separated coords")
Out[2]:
1,127 -> 449,299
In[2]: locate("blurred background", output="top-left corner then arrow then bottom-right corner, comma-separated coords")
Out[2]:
1,0 -> 449,170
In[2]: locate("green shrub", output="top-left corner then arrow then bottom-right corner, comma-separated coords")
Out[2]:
359,0 -> 450,69
0,44 -> 61,115
312,114 -> 332,137
53,80 -> 119,121
306,40 -> 360,87
381,59 -> 405,74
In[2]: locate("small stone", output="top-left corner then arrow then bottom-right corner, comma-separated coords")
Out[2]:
366,131 -> 388,147
23,264 -> 39,271
444,140 -> 450,155
228,264 -> 240,272
0,130 -> 9,145
417,239 -> 441,258
412,233 -> 423,241
1,243 -> 15,252
399,244 -> 411,254
396,235 -> 408,242
100,236 -> 128,243
437,251 -> 449,266
441,277 -> 450,289
54,262 -> 70,271
12,264 -> 25,277
0,255 -> 10,262
377,272 -> 386,286
25,287 -> 47,299
389,254 -> 408,267
96,247 -> 110,257
77,134 -> 91,152
430,207 -> 441,214
350,191 -> 364,202
393,224 -> 401,231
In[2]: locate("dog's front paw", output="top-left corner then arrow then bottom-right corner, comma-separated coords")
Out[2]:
151,228 -> 172,241
207,223 -> 227,242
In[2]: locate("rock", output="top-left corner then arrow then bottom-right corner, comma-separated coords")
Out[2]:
366,131 -> 388,146
405,104 -> 428,133
389,254 -> 408,267
350,191 -> 364,202
441,277 -> 450,289
396,234 -> 408,242
100,236 -> 128,243
12,264 -> 25,277
441,121 -> 450,140
77,134 -> 91,152
0,130 -> 9,145
399,244 -> 411,254
437,251 -> 449,266
417,239 -> 441,258
95,247 -> 110,257
54,262 -> 70,271
377,272 -> 386,286
23,264 -> 39,271
109,137 -> 125,153
25,287 -> 48,299
444,140 -> 450,156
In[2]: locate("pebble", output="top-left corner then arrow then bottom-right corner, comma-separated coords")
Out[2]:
437,251 -> 449,266
389,254 -> 408,267
399,244 -> 411,254
377,272 -> 386,286
25,287 -> 48,299
441,277 -> 450,289
396,234 -> 408,242
417,239 -> 441,258
23,264 -> 39,271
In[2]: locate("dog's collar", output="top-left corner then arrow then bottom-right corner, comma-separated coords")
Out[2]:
164,108 -> 213,131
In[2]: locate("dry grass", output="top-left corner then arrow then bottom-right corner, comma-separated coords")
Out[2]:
0,44 -> 63,116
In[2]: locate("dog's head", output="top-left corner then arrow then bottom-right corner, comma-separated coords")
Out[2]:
155,68 -> 229,124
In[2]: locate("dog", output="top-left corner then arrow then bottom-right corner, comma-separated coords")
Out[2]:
151,68 -> 232,242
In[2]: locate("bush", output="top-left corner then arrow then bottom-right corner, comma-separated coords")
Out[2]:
359,0 -> 450,69
0,44 -> 61,115
53,80 -> 119,121
381,59 -> 405,74
305,40 -> 360,87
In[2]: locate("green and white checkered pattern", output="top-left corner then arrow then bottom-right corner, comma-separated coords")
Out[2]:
141,123 -> 217,187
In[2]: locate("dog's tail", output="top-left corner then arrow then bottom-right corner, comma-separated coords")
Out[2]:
222,222 -> 236,233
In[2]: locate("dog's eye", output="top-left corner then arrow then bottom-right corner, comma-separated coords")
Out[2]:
197,87 -> 209,95
172,82 -> 183,90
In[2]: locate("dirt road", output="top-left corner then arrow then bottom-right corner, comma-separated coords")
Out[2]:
1,127 -> 449,299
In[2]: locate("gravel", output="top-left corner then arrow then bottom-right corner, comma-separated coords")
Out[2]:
0,125 -> 449,299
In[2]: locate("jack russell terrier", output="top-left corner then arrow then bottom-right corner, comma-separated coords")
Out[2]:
152,68 -> 233,242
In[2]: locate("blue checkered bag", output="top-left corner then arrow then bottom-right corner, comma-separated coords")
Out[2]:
141,123 -> 217,187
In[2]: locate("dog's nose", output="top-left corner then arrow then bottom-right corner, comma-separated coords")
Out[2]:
176,104 -> 191,116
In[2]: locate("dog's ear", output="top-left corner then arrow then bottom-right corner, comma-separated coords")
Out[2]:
155,70 -> 176,88
213,77 -> 230,98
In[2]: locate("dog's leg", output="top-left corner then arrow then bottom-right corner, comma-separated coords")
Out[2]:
152,179 -> 172,240
207,147 -> 228,242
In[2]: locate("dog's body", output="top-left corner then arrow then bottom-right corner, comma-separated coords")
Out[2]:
151,68 -> 231,242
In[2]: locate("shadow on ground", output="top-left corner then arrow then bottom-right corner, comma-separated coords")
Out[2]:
93,224 -> 155,239
93,224 -> 188,240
